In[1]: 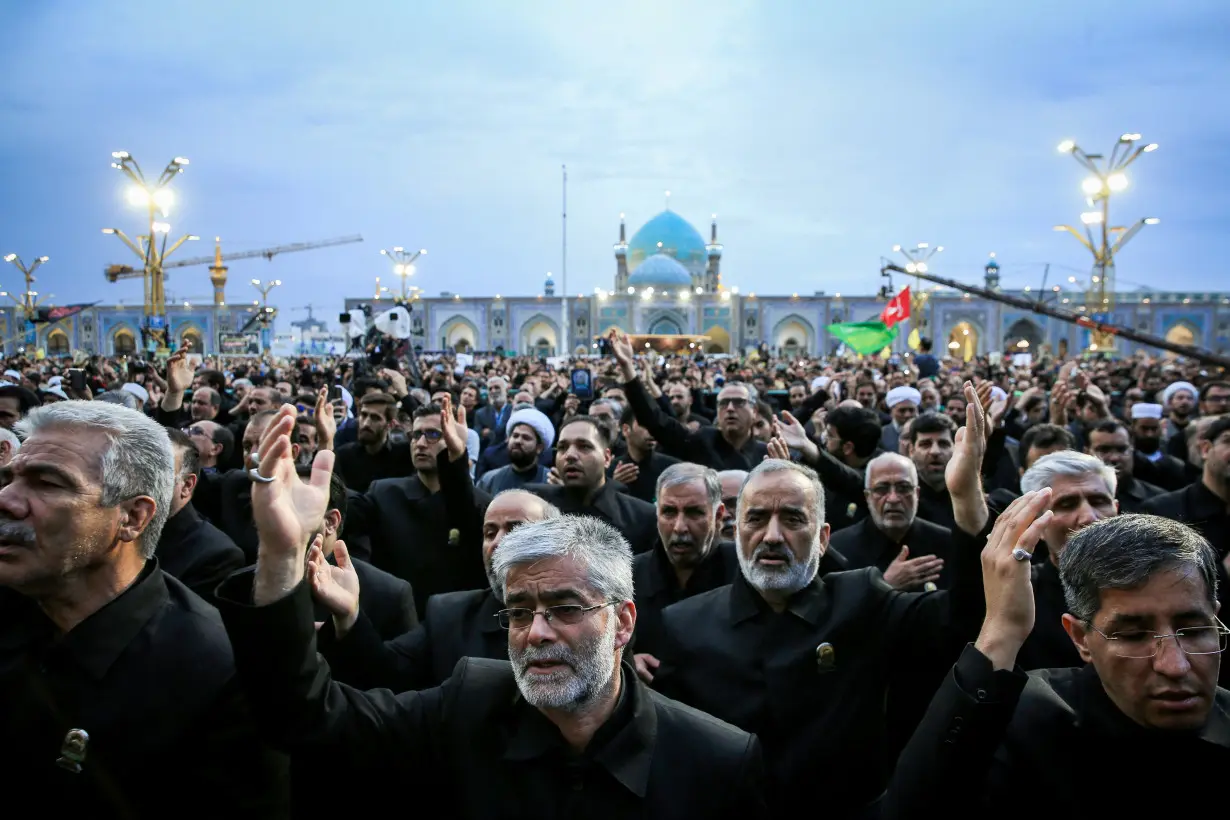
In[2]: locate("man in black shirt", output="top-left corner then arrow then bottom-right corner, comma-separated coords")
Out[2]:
334,392 -> 414,491
611,404 -> 680,503
0,401 -> 286,817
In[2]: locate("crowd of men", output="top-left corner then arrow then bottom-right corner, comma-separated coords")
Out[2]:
1,331 -> 1229,818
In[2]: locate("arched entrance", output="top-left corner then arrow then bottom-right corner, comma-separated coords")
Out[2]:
782,337 -> 801,358
180,327 -> 204,353
947,322 -> 978,362
440,316 -> 479,353
1165,323 -> 1197,347
46,329 -> 70,356
520,316 -> 559,357
647,316 -> 683,336
702,324 -> 730,354
772,315 -> 814,359
454,338 -> 472,353
113,329 -> 137,355
1003,318 -> 1043,353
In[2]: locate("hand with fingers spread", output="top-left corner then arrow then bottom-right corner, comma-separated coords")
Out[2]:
773,410 -> 819,462
765,436 -> 791,461
313,387 -> 337,452
306,536 -> 361,638
608,329 -> 637,382
975,488 -> 1054,670
882,545 -> 945,590
251,405 -> 336,605
438,393 -> 469,463
946,381 -> 990,535
612,461 -> 640,486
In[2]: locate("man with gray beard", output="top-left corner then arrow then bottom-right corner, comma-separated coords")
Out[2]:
217,404 -> 766,818
653,455 -> 986,817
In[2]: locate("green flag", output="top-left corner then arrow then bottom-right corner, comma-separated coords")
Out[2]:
826,320 -> 899,355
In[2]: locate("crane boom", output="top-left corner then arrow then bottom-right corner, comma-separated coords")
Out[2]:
104,234 -> 363,281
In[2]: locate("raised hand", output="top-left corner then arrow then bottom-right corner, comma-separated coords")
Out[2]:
164,345 -> 194,394
765,436 -> 791,461
608,329 -> 637,381
313,386 -> 337,451
251,405 -> 336,605
882,545 -> 945,590
612,461 -> 640,486
946,382 -> 986,497
773,410 -> 819,461
438,393 -> 469,463
306,536 -> 361,637
975,488 -> 1053,670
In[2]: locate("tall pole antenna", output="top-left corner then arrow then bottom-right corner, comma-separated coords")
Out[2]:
561,163 -> 569,356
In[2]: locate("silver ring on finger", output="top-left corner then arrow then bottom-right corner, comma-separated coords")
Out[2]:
1011,547 -> 1032,562
248,467 -> 276,484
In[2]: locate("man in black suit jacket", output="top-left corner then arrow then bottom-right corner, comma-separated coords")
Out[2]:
156,430 -> 246,607
829,452 -> 954,590
1084,418 -> 1166,514
1,401 -> 286,817
218,418 -> 764,818
1130,402 -> 1190,491
526,416 -> 658,554
310,488 -> 561,691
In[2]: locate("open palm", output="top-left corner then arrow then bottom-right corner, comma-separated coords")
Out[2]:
252,406 -> 335,561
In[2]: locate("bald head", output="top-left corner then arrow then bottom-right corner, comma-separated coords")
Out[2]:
482,489 -> 562,597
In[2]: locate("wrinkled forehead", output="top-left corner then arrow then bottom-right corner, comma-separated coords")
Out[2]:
503,555 -> 595,600
1051,471 -> 1114,500
718,385 -> 750,402
867,462 -> 913,484
741,470 -> 815,511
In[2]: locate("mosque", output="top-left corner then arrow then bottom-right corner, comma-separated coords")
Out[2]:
345,208 -> 1230,361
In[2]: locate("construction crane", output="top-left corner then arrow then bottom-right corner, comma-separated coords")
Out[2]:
293,304 -> 318,322
104,234 -> 363,282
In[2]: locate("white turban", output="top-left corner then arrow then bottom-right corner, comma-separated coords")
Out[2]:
1161,381 -> 1196,406
506,407 -> 556,450
121,382 -> 149,404
885,386 -> 922,409
1130,402 -> 1163,420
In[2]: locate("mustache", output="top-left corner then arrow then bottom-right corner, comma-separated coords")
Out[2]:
0,520 -> 36,546
752,543 -> 793,564
668,533 -> 695,547
517,641 -> 576,668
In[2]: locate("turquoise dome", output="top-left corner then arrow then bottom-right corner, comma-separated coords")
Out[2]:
628,253 -> 692,288
985,257 -> 1000,270
627,210 -> 707,275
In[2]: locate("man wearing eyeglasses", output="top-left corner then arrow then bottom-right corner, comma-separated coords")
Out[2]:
609,330 -> 767,471
217,424 -> 765,817
882,511 -> 1230,819
184,419 -> 232,473
830,452 -> 953,591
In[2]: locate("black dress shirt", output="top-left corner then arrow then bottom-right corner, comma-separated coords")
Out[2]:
609,449 -> 682,503
333,439 -> 415,492
631,539 -> 740,657
623,376 -> 768,471
829,516 -> 955,589
526,481 -> 658,554
155,501 -> 246,606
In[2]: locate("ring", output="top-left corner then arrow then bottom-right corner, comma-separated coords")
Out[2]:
1012,547 -> 1032,562
248,467 -> 276,484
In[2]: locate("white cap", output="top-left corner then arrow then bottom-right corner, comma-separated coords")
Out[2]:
810,376 -> 831,392
1130,402 -> 1164,420
1161,381 -> 1197,406
885,385 -> 922,409
121,382 -> 149,404
40,386 -> 68,400
506,407 -> 556,449
3,370 -> 21,382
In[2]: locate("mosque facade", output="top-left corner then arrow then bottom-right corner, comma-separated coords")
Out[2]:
343,209 -> 1230,361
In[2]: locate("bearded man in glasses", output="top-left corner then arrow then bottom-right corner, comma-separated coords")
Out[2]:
883,511 -> 1230,819
218,413 -> 765,818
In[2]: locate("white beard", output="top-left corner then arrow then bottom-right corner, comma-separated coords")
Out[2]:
510,614 -> 618,712
737,538 -> 820,596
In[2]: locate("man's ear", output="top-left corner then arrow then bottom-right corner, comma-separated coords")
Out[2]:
118,496 -> 157,545
323,508 -> 342,537
1061,614 -> 1095,663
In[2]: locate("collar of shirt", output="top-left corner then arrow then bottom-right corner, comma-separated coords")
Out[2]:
1188,480 -> 1230,520
501,663 -> 654,797
1073,661 -> 1230,748
642,539 -> 737,598
1143,449 -> 1164,463
729,570 -> 830,626
7,560 -> 168,681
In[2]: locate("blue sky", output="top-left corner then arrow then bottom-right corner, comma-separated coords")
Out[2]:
2,0 -> 1228,328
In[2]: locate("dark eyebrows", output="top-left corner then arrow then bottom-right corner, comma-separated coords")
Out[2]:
16,462 -> 81,489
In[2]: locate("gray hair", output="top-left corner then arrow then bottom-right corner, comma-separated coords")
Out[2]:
1021,450 -> 1117,497
656,462 -> 721,509
0,427 -> 20,454
1060,514 -> 1218,623
722,380 -> 759,404
488,488 -> 563,521
492,515 -> 634,603
590,397 -> 624,418
15,401 -> 175,558
740,459 -> 825,526
863,452 -> 918,490
95,390 -> 144,412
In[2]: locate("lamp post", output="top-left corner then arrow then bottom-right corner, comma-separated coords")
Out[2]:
251,278 -> 281,353
1054,134 -> 1159,351
2,254 -> 50,348
892,242 -> 943,345
378,246 -> 426,301
103,151 -> 197,352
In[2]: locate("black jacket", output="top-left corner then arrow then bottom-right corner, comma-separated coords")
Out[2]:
345,451 -> 490,622
526,481 -> 658,554
631,540 -> 740,658
333,439 -> 415,492
316,559 -> 419,642
1141,480 -> 1230,560
882,643 -> 1230,819
1115,474 -> 1166,513
193,468 -> 263,563
1133,450 -> 1189,492
155,502 -> 246,607
652,562 -> 982,816
0,565 -> 288,819
609,449 -> 682,504
319,588 -> 505,692
217,576 -> 766,819
623,376 -> 768,471
829,516 -> 954,590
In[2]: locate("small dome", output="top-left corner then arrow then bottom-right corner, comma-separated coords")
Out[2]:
628,253 -> 692,288
545,273 -> 555,283
985,257 -> 1000,270
627,210 -> 707,275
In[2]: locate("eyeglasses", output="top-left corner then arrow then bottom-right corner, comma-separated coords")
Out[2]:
869,482 -> 916,498
409,429 -> 443,442
1090,619 -> 1230,658
496,602 -> 616,630
717,397 -> 749,409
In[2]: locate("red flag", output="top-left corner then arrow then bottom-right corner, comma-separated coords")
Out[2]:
880,286 -> 911,328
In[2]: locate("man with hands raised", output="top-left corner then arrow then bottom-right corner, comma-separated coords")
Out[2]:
883,506 -> 1230,819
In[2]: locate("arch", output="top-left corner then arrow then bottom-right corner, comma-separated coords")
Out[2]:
1164,322 -> 1197,348
772,314 -> 814,358
518,314 -> 559,357
947,321 -> 979,362
46,328 -> 70,356
647,315 -> 683,336
112,326 -> 137,355
1003,318 -> 1043,353
702,324 -> 730,353
439,315 -> 480,353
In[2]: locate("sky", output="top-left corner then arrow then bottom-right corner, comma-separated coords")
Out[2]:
2,0 -> 1229,329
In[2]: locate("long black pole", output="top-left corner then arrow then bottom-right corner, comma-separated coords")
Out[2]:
880,263 -> 1230,369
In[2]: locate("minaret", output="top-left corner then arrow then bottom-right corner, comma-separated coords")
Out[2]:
544,272 -> 555,297
614,213 -> 629,292
705,213 -> 723,292
208,237 -> 228,305
984,253 -> 1001,291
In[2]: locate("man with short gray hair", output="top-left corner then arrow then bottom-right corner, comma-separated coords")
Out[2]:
0,401 -> 287,815
885,510 -> 1230,818
654,454 -> 986,816
219,418 -> 765,818
0,426 -> 19,467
